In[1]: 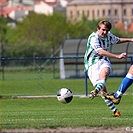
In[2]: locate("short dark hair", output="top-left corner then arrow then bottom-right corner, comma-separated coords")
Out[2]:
97,20 -> 112,31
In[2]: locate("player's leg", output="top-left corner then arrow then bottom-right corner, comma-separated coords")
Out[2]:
87,61 -> 121,116
87,62 -> 106,99
100,87 -> 121,117
88,79 -> 106,99
88,62 -> 110,99
115,65 -> 133,98
105,65 -> 133,104
88,63 -> 121,116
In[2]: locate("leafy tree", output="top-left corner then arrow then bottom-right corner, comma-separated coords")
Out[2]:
0,17 -> 7,41
0,17 -> 9,58
67,17 -> 101,38
7,12 -> 69,57
4,13 -> 133,58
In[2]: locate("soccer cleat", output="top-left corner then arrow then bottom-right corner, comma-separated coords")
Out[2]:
88,90 -> 97,99
100,90 -> 108,96
113,110 -> 121,117
104,93 -> 121,104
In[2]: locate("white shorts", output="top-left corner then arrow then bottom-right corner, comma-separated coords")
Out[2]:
87,59 -> 112,86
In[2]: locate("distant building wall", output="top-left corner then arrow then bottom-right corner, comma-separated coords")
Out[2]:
66,0 -> 133,25
34,1 -> 53,15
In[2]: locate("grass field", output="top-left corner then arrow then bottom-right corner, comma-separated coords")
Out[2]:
0,96 -> 133,129
0,72 -> 133,131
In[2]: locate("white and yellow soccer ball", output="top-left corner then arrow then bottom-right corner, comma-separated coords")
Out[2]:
57,88 -> 73,104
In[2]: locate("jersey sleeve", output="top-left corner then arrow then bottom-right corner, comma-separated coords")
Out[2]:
109,33 -> 120,44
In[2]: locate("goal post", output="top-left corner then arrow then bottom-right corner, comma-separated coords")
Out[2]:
60,48 -> 66,79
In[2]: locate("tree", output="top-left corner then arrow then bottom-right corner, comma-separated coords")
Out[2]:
5,13 -> 132,58
7,12 -> 69,57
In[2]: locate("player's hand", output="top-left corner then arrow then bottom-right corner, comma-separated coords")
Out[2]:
118,52 -> 127,59
130,38 -> 133,42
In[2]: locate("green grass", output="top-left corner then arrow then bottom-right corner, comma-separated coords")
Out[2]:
1,71 -> 132,96
0,96 -> 133,129
0,71 -> 87,96
0,72 -> 133,129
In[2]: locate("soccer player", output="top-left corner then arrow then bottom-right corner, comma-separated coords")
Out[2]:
104,65 -> 133,104
84,20 -> 133,116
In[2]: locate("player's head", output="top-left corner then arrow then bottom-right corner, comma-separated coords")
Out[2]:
97,20 -> 112,31
97,20 -> 112,38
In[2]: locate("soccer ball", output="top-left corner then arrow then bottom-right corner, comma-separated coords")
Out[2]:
57,88 -> 73,104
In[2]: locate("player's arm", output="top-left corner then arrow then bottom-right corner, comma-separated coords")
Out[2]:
117,38 -> 133,44
98,49 -> 127,59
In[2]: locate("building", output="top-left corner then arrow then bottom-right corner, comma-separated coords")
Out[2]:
34,0 -> 61,15
34,0 -> 68,16
66,0 -> 133,27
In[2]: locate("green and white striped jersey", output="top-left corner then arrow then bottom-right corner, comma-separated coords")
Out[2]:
84,31 -> 120,72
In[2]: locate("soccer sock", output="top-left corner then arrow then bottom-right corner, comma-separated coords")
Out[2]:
94,80 -> 105,93
101,95 -> 117,112
114,73 -> 133,99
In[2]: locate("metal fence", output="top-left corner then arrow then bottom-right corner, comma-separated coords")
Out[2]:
0,39 -> 133,96
60,39 -> 133,78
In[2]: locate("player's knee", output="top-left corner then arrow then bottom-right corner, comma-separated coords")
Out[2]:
129,65 -> 133,74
